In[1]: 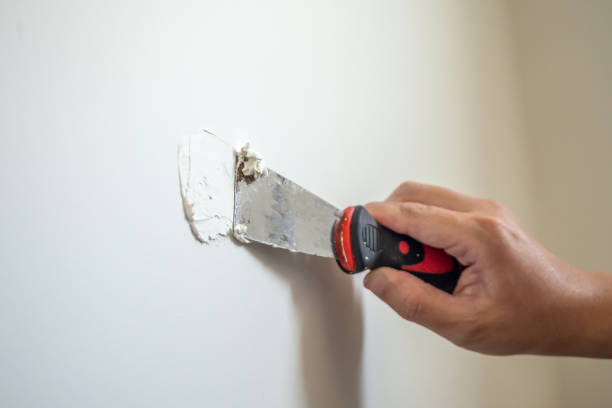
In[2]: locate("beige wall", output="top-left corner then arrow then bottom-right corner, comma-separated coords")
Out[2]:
511,1 -> 612,406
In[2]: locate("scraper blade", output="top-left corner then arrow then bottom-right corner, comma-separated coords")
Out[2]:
233,168 -> 339,258
232,153 -> 462,293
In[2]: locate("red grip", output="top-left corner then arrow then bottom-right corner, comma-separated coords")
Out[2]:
333,206 -> 356,272
401,245 -> 454,274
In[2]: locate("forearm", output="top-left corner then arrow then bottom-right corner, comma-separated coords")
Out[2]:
575,270 -> 612,358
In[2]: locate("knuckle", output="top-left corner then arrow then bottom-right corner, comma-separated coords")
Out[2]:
377,281 -> 396,303
398,202 -> 429,217
454,322 -> 485,349
390,181 -> 428,202
451,310 -> 489,349
481,198 -> 502,210
398,181 -> 419,193
399,291 -> 423,321
473,215 -> 507,238
396,203 -> 431,237
480,198 -> 509,217
472,214 -> 524,249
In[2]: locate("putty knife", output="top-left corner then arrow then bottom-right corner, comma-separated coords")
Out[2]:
233,167 -> 462,293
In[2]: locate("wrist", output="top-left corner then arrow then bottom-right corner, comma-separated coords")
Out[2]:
541,268 -> 612,358
575,270 -> 612,358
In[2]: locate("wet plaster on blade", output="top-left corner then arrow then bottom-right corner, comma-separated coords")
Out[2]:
232,223 -> 250,243
233,143 -> 267,243
236,143 -> 266,178
178,130 -> 235,243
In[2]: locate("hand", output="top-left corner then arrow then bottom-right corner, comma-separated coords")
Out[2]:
364,182 -> 612,357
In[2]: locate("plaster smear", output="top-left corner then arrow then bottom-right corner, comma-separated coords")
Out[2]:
178,130 -> 235,243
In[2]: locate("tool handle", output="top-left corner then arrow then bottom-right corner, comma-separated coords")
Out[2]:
332,205 -> 462,294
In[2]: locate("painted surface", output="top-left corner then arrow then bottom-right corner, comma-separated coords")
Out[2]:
1,0 -> 610,407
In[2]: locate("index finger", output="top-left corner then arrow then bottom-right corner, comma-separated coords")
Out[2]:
365,201 -> 481,265
386,181 -> 479,212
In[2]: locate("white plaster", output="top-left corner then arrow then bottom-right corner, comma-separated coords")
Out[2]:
177,130 -> 234,243
235,143 -> 266,178
232,223 -> 250,243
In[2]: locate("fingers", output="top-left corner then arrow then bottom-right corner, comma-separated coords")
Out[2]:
386,181 -> 479,212
364,267 -> 468,331
366,201 -> 477,254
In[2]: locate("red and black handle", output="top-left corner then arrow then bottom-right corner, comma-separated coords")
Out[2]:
332,205 -> 462,294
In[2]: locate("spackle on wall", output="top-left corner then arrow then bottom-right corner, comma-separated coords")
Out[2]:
177,130 -> 234,243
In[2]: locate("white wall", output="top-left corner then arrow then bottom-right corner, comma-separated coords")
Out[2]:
1,0 -> 607,407
511,1 -> 612,406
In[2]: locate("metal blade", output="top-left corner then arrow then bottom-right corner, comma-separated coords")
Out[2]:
233,168 -> 339,258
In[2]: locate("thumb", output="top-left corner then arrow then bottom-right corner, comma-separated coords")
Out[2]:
364,267 -> 466,331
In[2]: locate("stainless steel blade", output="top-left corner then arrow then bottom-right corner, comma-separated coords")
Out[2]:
233,168 -> 339,257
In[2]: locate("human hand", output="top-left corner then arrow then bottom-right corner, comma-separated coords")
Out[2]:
364,182 -> 612,357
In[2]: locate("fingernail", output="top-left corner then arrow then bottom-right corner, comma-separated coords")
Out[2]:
364,271 -> 388,296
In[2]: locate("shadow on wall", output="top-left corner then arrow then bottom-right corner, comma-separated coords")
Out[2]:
249,242 -> 364,408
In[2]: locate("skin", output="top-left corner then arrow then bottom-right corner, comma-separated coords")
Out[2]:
363,181 -> 612,358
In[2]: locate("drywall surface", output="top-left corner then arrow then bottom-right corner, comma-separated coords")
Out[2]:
0,1 -> 563,407
511,2 -> 612,407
